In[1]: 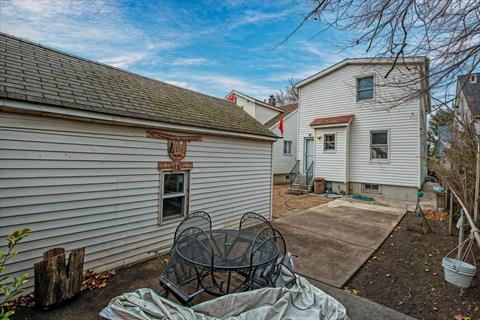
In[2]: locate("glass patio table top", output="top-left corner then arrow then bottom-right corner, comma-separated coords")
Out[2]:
174,229 -> 279,271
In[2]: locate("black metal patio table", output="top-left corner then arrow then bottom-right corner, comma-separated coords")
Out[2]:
174,228 -> 280,295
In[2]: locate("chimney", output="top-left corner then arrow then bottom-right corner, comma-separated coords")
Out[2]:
268,95 -> 276,107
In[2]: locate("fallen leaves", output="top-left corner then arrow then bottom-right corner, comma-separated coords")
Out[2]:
343,287 -> 359,296
5,293 -> 35,310
424,210 -> 448,221
81,269 -> 117,291
455,315 -> 471,320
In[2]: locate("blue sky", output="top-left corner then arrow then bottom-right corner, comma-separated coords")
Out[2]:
0,0 -> 365,99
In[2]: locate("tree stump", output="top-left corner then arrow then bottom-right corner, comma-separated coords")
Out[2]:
34,247 -> 85,309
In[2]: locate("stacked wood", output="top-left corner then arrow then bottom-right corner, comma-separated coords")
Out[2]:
34,247 -> 85,309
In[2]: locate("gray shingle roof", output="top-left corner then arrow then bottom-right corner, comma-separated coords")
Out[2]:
0,33 -> 275,138
264,103 -> 298,128
458,74 -> 480,116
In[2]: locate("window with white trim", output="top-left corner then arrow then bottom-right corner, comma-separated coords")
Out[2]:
160,171 -> 189,221
283,140 -> 292,155
357,76 -> 374,101
324,134 -> 336,151
370,130 -> 388,159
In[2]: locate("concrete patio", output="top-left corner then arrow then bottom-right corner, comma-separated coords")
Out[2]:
274,198 -> 405,287
13,256 -> 414,320
13,193 -> 413,320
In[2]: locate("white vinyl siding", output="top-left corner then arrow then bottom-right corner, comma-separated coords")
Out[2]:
271,110 -> 298,174
297,63 -> 422,188
234,95 -> 256,119
0,111 -> 273,288
283,141 -> 292,154
255,105 -> 281,124
314,128 -> 346,182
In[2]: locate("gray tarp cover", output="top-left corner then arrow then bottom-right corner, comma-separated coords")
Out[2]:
99,275 -> 348,320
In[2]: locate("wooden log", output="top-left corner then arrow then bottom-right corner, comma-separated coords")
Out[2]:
34,247 -> 85,309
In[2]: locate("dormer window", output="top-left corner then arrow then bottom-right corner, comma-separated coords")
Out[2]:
470,74 -> 477,84
357,76 -> 374,101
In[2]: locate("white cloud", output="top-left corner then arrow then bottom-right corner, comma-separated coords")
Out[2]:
229,9 -> 290,29
171,57 -> 210,66
0,0 -> 181,68
100,52 -> 147,68
188,73 -> 275,97
163,80 -> 198,91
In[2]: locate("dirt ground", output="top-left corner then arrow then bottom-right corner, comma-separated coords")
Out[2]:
347,212 -> 480,320
272,184 -> 332,219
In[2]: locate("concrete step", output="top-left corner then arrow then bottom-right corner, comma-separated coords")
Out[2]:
288,188 -> 308,195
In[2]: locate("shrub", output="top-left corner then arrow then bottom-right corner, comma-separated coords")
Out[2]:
0,228 -> 30,320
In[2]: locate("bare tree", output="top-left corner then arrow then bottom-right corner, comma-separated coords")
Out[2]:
281,0 -> 480,217
275,78 -> 299,107
281,0 -> 480,109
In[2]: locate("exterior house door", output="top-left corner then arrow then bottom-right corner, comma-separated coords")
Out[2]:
304,137 -> 314,172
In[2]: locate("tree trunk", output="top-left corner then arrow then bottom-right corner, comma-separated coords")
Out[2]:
34,247 -> 85,309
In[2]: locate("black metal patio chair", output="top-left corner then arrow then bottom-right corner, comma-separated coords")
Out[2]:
148,211 -> 212,266
159,226 -> 220,306
239,212 -> 272,230
174,211 -> 212,242
244,227 -> 296,290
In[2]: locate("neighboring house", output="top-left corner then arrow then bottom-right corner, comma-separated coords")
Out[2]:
225,90 -> 299,184
264,103 -> 299,184
295,57 -> 430,201
454,73 -> 480,131
225,90 -> 283,124
0,33 -> 276,286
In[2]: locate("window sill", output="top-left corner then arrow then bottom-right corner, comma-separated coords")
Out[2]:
159,215 -> 185,225
283,153 -> 294,156
323,150 -> 336,154
369,159 -> 390,164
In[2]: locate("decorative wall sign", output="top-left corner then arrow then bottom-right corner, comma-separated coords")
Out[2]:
147,130 -> 202,172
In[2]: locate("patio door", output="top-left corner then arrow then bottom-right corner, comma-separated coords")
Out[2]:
304,137 -> 314,172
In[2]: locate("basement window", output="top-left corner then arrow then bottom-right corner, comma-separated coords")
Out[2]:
160,171 -> 189,222
363,183 -> 380,193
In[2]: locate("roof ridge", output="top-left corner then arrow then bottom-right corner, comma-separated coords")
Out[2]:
229,90 -> 284,112
0,32 -> 234,105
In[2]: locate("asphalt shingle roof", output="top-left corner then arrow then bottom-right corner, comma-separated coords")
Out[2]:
310,114 -> 354,127
264,103 -> 298,128
0,33 -> 275,138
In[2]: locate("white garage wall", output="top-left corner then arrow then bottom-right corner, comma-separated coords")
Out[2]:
0,111 -> 273,287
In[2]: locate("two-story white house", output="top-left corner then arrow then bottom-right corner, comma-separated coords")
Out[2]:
264,103 -> 299,184
225,91 -> 299,184
295,57 -> 430,201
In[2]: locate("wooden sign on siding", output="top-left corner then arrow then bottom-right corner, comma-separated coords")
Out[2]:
146,130 -> 201,172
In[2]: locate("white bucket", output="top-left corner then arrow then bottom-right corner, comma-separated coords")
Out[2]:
442,257 -> 477,288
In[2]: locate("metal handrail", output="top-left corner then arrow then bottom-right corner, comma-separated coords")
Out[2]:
305,161 -> 314,190
289,160 -> 300,189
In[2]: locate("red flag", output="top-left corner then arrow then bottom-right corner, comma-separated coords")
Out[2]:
227,94 -> 235,103
279,116 -> 284,135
